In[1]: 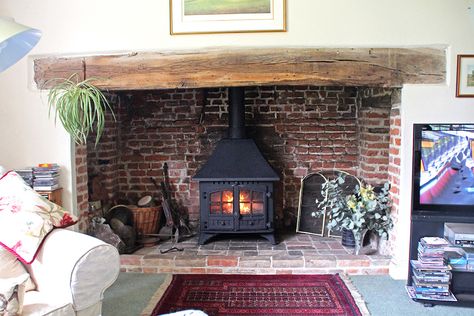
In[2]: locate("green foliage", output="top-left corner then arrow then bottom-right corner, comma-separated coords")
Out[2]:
313,173 -> 394,238
184,0 -> 271,15
47,75 -> 115,146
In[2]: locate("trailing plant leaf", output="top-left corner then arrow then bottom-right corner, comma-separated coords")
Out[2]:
47,74 -> 115,146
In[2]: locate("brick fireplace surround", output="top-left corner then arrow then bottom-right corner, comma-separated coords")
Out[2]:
32,46 -> 445,275
74,85 -> 402,275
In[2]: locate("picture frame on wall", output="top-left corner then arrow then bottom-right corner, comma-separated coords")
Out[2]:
170,0 -> 286,35
456,54 -> 474,97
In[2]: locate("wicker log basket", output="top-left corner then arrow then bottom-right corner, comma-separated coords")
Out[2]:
129,205 -> 162,246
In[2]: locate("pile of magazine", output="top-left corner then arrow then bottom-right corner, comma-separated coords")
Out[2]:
33,163 -> 60,191
406,237 -> 457,302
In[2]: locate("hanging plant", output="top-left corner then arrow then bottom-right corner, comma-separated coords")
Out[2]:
47,74 -> 115,145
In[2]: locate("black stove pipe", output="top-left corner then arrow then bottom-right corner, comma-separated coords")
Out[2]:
228,87 -> 246,139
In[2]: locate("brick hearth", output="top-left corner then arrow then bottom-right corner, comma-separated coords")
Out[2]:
120,233 -> 390,275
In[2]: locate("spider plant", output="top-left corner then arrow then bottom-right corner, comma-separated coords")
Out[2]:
47,74 -> 115,145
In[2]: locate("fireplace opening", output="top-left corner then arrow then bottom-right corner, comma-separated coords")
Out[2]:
79,85 -> 400,256
193,87 -> 280,244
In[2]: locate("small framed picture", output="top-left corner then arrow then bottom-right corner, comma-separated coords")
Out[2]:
170,0 -> 286,35
456,54 -> 474,97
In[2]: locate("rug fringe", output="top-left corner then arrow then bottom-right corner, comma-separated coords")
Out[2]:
141,274 -> 173,316
339,274 -> 371,316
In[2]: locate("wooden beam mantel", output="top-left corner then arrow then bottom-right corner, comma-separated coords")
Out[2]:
33,47 -> 446,90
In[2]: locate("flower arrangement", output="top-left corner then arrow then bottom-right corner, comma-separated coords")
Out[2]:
312,173 -> 393,253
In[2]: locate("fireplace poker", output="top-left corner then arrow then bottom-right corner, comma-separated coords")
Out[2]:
160,246 -> 183,254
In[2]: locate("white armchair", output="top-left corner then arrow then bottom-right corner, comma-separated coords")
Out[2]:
22,229 -> 120,316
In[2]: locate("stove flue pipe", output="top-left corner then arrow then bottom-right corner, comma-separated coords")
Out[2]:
228,87 -> 246,139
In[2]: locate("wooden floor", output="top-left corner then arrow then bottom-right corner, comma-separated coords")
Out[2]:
120,232 -> 391,275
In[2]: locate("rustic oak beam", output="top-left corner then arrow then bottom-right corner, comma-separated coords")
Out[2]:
34,57 -> 85,88
33,47 -> 446,90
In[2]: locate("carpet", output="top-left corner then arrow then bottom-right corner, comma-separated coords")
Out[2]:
143,274 -> 369,316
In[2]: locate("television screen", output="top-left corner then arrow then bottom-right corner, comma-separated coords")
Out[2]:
414,124 -> 474,211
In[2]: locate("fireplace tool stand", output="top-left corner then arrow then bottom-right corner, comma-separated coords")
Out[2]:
147,165 -> 195,252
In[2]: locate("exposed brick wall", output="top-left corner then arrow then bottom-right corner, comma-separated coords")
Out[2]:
75,143 -> 89,232
357,88 -> 392,185
87,93 -> 121,206
386,90 -> 402,255
83,86 -> 395,230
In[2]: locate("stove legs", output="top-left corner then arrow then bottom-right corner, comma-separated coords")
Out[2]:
260,233 -> 278,245
199,233 -> 217,245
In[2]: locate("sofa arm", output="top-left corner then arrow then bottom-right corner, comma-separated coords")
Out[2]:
26,229 -> 120,313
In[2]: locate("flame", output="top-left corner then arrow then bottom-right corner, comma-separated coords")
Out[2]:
222,190 -> 233,214
239,191 -> 251,215
223,191 -> 233,202
216,190 -> 256,215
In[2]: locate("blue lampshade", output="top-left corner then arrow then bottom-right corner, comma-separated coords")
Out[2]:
0,17 -> 41,73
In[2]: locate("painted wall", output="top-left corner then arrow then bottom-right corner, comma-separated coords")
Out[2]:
1,0 -> 473,279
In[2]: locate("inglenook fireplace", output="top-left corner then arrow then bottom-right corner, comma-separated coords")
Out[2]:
193,87 -> 280,245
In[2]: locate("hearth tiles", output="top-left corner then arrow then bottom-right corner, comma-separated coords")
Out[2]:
120,233 -> 391,275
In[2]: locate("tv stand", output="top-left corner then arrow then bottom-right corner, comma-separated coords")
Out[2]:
408,213 -> 474,307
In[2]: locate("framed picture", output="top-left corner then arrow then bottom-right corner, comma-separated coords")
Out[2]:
170,0 -> 286,35
456,54 -> 474,97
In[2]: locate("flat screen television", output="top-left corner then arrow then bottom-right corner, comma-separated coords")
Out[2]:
412,123 -> 474,215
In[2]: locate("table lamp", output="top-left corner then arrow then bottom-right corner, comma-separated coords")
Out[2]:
0,17 -> 41,72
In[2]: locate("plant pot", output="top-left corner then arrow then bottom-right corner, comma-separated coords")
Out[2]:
342,228 -> 371,255
353,229 -> 369,255
341,228 -> 355,248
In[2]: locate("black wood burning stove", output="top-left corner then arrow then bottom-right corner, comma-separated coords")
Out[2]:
193,87 -> 280,245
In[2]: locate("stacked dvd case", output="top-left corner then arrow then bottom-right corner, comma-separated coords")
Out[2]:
462,248 -> 474,271
418,237 -> 447,267
14,167 -> 34,187
406,237 -> 457,302
33,164 -> 60,191
444,248 -> 467,270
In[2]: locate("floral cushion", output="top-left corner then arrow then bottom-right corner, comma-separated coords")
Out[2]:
0,171 -> 77,264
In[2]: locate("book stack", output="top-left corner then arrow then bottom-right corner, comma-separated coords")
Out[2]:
14,167 -> 34,187
406,237 -> 457,302
33,163 -> 60,191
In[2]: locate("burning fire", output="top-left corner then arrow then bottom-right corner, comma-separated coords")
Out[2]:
221,190 -> 252,215
239,191 -> 251,215
222,191 -> 233,215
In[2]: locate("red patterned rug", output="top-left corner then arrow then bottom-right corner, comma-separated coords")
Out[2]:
147,274 -> 367,316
